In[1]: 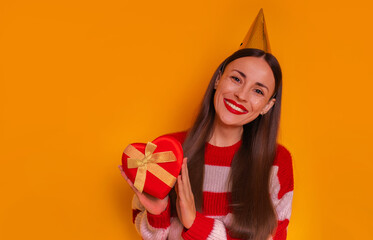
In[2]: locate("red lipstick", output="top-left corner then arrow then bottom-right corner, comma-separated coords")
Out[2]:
223,98 -> 248,115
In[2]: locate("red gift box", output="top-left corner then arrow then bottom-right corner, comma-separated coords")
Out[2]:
121,135 -> 183,199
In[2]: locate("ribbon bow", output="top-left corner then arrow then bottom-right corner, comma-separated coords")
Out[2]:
123,142 -> 177,193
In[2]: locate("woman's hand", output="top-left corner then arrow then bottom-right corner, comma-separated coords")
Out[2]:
175,157 -> 196,229
118,165 -> 169,215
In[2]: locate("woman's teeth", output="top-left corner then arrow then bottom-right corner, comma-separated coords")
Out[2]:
224,99 -> 246,113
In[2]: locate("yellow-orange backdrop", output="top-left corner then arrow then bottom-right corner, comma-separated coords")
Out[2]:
1,0 -> 372,239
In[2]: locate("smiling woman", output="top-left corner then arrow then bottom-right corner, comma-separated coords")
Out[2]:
119,9 -> 294,240
213,56 -> 277,128
172,48 -> 289,240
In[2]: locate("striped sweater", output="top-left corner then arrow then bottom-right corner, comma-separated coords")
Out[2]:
131,131 -> 294,240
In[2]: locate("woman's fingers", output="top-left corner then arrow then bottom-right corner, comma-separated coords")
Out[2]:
181,158 -> 192,201
184,158 -> 193,200
176,158 -> 197,229
118,165 -> 141,195
180,160 -> 186,199
177,175 -> 186,204
118,165 -> 128,180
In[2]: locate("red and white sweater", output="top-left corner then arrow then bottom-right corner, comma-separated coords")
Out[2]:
131,131 -> 294,240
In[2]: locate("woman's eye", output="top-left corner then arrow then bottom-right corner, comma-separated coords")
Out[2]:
255,89 -> 264,95
231,76 -> 240,82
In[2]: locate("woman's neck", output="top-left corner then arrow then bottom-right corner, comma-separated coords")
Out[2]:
208,119 -> 243,147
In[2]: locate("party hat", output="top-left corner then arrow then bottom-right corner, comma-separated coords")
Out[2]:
239,8 -> 271,53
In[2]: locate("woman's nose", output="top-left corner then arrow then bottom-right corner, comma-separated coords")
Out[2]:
234,87 -> 248,102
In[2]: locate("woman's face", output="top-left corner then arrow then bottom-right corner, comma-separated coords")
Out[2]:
213,56 -> 276,127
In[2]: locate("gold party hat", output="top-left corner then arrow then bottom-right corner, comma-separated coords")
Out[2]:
239,8 -> 271,53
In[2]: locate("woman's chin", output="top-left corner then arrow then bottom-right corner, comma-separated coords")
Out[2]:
216,117 -> 244,128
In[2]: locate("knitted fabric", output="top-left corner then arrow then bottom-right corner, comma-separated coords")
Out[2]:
131,131 -> 294,240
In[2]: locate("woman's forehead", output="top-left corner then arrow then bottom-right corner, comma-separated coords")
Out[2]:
225,57 -> 274,81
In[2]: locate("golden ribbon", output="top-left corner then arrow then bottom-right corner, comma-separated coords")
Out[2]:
123,142 -> 177,193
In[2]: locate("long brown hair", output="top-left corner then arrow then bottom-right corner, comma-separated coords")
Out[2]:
170,48 -> 283,239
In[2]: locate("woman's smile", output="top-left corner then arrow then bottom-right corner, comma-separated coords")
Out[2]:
223,98 -> 248,114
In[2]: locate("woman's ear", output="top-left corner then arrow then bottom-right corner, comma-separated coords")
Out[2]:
214,71 -> 222,89
261,98 -> 276,115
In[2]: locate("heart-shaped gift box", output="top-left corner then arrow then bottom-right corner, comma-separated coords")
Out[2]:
121,135 -> 183,199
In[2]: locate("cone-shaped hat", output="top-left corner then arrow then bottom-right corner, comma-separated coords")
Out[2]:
239,8 -> 271,53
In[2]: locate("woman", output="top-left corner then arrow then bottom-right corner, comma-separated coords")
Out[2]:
119,47 -> 294,240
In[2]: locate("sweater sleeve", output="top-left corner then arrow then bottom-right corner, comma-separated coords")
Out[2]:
181,212 -> 250,240
131,194 -> 171,240
180,212 -> 226,239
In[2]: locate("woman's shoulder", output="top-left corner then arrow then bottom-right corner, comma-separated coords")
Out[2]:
159,130 -> 188,145
273,143 -> 293,167
273,143 -> 294,193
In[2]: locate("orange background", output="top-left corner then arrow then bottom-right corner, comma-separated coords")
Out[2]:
1,0 -> 372,239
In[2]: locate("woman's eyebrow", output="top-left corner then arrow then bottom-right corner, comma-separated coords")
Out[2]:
232,69 -> 246,79
255,82 -> 269,91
